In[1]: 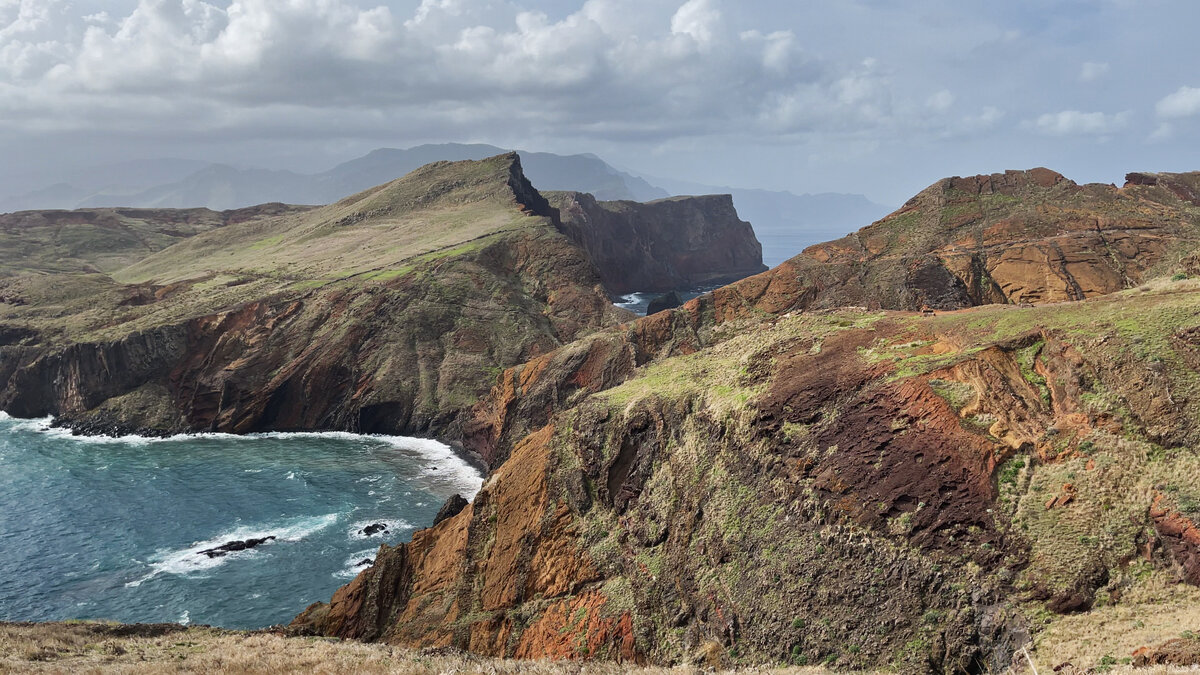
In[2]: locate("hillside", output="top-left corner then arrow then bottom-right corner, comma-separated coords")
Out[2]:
788,168 -> 1200,310
296,168 -> 1200,673
0,204 -> 309,276
4,621 -> 1191,673
0,154 -> 624,437
0,621 -> 767,674
0,153 -> 763,439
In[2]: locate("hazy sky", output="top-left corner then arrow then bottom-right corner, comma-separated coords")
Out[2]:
2,0 -> 1199,204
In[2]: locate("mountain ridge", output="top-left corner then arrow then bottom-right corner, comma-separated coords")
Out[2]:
1,144 -> 670,213
295,165 -> 1200,673
0,153 -> 765,440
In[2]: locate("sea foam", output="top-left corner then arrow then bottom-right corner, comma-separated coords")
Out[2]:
0,413 -> 483,497
126,513 -> 340,587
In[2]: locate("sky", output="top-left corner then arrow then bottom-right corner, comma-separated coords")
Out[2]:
1,0 -> 1199,205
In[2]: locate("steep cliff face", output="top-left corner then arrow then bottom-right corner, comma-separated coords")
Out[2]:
547,192 -> 767,294
0,154 -> 622,437
300,280 -> 1200,672
785,168 -> 1199,311
302,168 -> 1200,672
0,153 -> 776,438
463,169 -> 1200,468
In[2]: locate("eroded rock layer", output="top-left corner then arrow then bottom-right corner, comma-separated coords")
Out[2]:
789,168 -> 1200,310
548,192 -> 767,294
0,155 -> 625,436
301,168 -> 1200,673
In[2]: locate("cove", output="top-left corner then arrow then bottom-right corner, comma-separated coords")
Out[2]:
0,412 -> 482,629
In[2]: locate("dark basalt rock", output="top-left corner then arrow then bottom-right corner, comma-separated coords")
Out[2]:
433,494 -> 469,526
360,523 -> 389,537
198,536 -> 276,559
547,191 -> 767,294
357,559 -> 374,566
646,291 -> 683,315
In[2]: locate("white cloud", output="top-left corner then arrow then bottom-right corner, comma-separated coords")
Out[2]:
670,0 -> 721,46
0,0 -> 916,144
1156,85 -> 1200,118
1031,110 -> 1130,136
1079,61 -> 1109,82
1150,122 -> 1173,142
926,90 -> 954,112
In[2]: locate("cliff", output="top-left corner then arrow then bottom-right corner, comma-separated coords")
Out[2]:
782,168 -> 1200,310
0,154 -> 770,440
299,168 -> 1200,673
547,192 -> 767,294
0,154 -> 622,437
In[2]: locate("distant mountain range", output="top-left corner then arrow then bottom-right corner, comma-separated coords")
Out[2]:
0,143 -> 891,268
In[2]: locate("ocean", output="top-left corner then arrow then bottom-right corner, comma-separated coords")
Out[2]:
0,412 -> 482,629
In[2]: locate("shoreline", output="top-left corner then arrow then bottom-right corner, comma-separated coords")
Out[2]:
35,413 -> 490,480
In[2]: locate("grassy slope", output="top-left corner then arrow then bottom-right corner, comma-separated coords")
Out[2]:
0,206 -> 312,277
0,622 -> 840,675
3,622 -> 1185,674
0,154 -> 555,348
117,156 -> 539,285
549,277 -> 1200,670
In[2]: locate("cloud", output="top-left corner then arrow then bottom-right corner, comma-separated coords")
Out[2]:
1156,86 -> 1200,119
670,0 -> 720,45
926,90 -> 955,112
1030,110 -> 1130,136
1079,61 -> 1109,82
0,0 -> 941,146
1150,122 -> 1173,142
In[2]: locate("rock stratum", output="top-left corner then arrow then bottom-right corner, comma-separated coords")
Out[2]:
294,169 -> 1200,673
0,153 -> 764,438
548,191 -> 767,294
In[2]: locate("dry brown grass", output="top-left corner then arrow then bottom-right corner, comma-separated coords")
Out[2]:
5,622 -> 1200,674
0,622 -> 850,675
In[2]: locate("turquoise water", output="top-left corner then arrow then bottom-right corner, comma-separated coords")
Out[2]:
0,413 -> 481,629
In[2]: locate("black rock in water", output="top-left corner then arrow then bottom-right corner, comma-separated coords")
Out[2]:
198,536 -> 276,559
360,523 -> 389,537
433,494 -> 469,526
357,558 -> 375,566
646,290 -> 683,315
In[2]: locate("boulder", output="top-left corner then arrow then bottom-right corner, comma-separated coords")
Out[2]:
646,291 -> 683,315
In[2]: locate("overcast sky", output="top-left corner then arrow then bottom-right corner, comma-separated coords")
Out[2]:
2,0 -> 1199,204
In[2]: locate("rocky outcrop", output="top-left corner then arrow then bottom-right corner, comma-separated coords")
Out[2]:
0,155 -> 623,438
433,494 -> 469,526
462,168 -> 1200,466
786,168 -> 1200,310
547,192 -> 767,294
1133,636 -> 1200,667
306,168 -> 1200,671
0,154 -> 775,440
306,280 -> 1200,669
645,291 -> 683,315
199,536 -> 275,558
1149,493 -> 1200,585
